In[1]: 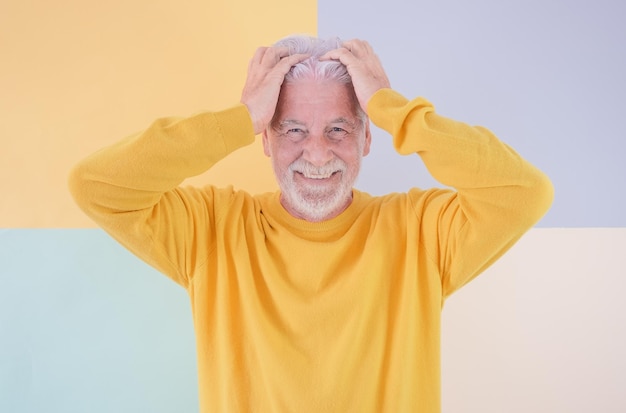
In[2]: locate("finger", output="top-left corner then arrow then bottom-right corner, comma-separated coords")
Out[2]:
318,47 -> 354,64
343,39 -> 376,59
260,46 -> 291,66
248,47 -> 268,70
283,52 -> 310,65
341,39 -> 359,52
272,53 -> 310,73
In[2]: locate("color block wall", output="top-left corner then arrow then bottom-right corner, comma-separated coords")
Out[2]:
2,0 -> 624,412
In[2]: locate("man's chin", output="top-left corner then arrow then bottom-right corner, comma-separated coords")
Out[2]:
295,190 -> 339,205
287,190 -> 351,220
278,176 -> 355,220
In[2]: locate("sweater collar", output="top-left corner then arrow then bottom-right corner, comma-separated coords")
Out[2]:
264,189 -> 370,241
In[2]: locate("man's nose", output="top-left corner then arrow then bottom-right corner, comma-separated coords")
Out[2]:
302,134 -> 334,167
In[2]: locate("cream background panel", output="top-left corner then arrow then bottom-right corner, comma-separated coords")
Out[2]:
0,0 -> 316,228
442,228 -> 626,412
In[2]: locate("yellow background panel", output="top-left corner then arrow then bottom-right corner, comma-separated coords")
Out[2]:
0,0 -> 316,228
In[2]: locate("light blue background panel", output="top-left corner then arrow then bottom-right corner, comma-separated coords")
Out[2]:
319,0 -> 626,228
0,230 -> 198,413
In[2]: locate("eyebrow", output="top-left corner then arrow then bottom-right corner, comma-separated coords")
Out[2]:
278,119 -> 307,127
277,117 -> 358,128
329,117 -> 357,127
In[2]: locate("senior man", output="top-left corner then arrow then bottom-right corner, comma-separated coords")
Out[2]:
69,35 -> 553,412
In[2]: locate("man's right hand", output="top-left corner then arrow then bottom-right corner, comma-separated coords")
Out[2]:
240,47 -> 309,135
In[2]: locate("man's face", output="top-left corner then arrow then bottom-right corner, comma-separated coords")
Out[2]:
262,79 -> 371,222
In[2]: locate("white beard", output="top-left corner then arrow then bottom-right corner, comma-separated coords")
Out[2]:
276,157 -> 359,222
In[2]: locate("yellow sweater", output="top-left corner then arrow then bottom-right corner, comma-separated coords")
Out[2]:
69,89 -> 553,412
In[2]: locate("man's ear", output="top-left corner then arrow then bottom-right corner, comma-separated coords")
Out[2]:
262,130 -> 271,157
362,120 -> 372,157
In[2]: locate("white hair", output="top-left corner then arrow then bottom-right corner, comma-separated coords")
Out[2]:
273,34 -> 366,121
274,35 -> 352,83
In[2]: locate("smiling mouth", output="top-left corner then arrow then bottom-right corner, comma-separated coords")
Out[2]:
296,171 -> 341,180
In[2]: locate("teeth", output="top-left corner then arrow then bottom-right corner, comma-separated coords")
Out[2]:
302,171 -> 334,179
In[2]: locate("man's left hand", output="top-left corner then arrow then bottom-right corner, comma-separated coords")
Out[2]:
320,39 -> 391,114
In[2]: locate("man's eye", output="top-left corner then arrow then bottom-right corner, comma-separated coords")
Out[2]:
285,128 -> 307,141
328,127 -> 348,138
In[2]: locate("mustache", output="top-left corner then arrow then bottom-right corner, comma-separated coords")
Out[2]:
288,158 -> 347,177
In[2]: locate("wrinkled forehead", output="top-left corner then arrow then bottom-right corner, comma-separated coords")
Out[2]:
273,79 -> 364,125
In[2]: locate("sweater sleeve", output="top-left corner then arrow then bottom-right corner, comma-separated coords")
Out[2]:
68,104 -> 256,288
367,89 -> 554,297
